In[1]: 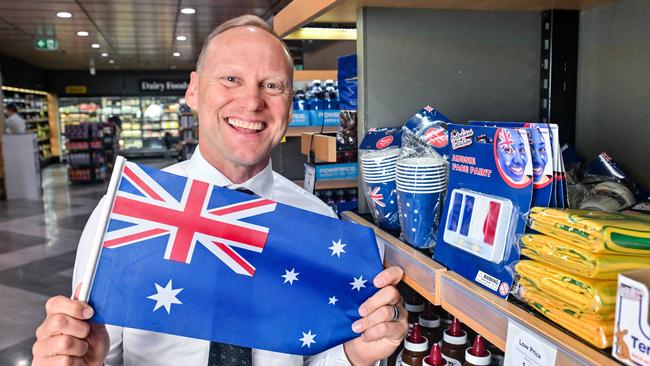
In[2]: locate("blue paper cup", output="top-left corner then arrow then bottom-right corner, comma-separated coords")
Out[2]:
366,180 -> 400,230
397,189 -> 441,248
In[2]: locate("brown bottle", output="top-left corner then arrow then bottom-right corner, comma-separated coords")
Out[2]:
419,303 -> 443,347
440,317 -> 468,366
422,343 -> 447,366
401,323 -> 429,366
405,293 -> 425,335
463,335 -> 492,366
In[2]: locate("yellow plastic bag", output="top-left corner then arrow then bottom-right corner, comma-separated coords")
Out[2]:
520,285 -> 613,348
520,234 -> 650,280
528,207 -> 650,256
515,260 -> 617,314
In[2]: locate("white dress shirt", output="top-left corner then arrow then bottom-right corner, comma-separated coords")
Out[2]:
72,147 -> 357,366
4,113 -> 26,134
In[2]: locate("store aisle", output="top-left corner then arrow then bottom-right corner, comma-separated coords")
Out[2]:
0,159 -> 174,366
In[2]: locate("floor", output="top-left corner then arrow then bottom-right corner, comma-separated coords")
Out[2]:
0,159 -> 173,366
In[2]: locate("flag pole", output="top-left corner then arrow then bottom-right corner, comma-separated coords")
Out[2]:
76,155 -> 127,303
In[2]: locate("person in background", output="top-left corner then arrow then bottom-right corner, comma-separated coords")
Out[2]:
32,14 -> 408,366
4,103 -> 26,134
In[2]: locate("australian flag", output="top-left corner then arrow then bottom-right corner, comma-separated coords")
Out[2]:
88,161 -> 383,355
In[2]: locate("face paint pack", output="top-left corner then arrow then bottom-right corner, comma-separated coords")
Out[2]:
470,121 -> 567,208
359,127 -> 403,231
435,124 -> 534,298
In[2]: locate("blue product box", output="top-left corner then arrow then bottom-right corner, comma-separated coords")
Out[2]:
290,110 -> 310,127
323,109 -> 340,126
314,163 -> 358,181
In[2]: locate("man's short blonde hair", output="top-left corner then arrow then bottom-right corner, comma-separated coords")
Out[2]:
195,14 -> 293,72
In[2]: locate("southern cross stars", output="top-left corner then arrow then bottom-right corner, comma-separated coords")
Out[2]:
328,296 -> 338,305
282,268 -> 299,285
147,279 -> 183,314
328,239 -> 347,258
299,330 -> 317,348
350,276 -> 367,291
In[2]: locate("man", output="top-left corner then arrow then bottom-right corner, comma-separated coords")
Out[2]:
32,15 -> 408,366
4,103 -> 26,134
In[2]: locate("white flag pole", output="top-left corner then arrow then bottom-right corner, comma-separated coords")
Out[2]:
76,155 -> 127,303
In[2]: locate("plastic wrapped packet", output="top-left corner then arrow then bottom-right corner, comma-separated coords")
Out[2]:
528,207 -> 650,255
515,260 -> 617,314
520,234 -> 650,280
517,284 -> 613,348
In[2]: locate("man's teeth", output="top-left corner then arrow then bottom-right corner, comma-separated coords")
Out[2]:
227,118 -> 263,131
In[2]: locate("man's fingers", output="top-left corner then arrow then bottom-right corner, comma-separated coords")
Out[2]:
373,266 -> 404,288
32,354 -> 85,366
36,313 -> 91,340
32,334 -> 89,358
358,286 -> 402,317
360,318 -> 408,343
45,296 -> 94,320
352,303 -> 405,334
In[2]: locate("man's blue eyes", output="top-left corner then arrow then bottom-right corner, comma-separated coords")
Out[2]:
221,77 -> 285,94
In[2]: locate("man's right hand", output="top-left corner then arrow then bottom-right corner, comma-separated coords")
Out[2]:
33,295 -> 109,366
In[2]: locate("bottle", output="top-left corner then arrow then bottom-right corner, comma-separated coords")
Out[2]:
307,80 -> 324,126
401,323 -> 429,366
419,302 -> 443,346
405,293 -> 425,334
441,318 -> 468,366
463,335 -> 491,366
423,343 -> 447,366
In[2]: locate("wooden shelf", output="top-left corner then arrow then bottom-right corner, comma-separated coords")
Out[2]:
294,179 -> 357,190
341,213 -> 619,366
285,126 -> 337,137
294,70 -> 338,81
275,0 -> 617,37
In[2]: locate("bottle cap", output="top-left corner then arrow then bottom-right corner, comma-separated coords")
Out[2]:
422,343 -> 447,366
404,323 -> 428,352
442,318 -> 467,345
465,336 -> 491,365
419,302 -> 441,328
405,293 -> 425,313
448,317 -> 462,336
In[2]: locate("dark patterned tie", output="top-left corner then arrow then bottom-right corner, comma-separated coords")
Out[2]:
207,186 -> 254,366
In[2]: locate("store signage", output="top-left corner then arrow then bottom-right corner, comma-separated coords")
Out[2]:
504,320 -> 558,366
65,85 -> 87,94
35,38 -> 58,51
140,79 -> 189,93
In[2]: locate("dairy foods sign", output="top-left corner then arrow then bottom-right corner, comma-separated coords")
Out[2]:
140,79 -> 189,93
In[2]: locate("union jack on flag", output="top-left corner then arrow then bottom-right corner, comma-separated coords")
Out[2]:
369,186 -> 386,208
498,129 -> 515,156
104,163 -> 276,276
87,159 -> 383,355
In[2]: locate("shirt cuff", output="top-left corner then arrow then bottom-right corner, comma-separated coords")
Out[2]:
307,343 -> 381,366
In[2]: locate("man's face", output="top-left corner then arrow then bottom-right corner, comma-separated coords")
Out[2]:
185,26 -> 292,175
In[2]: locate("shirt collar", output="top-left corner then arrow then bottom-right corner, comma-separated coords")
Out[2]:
187,145 -> 275,198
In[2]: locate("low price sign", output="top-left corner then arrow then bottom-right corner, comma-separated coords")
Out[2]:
35,38 -> 58,51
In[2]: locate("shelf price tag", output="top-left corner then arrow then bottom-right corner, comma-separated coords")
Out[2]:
504,320 -> 558,366
304,163 -> 316,194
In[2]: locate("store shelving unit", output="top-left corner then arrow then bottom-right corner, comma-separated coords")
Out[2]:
179,106 -> 197,161
2,86 -> 56,165
140,96 -> 180,152
342,212 -> 618,365
59,98 -> 102,159
64,122 -> 112,184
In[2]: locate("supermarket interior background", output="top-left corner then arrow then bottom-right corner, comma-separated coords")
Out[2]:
0,0 -> 649,365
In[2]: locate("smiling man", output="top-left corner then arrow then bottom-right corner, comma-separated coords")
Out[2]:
32,15 -> 408,366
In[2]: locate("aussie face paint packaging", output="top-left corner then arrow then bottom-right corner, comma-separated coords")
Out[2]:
470,121 -> 554,207
435,124 -> 534,299
359,128 -> 403,231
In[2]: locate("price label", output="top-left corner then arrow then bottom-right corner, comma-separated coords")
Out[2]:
504,320 -> 558,366
303,163 -> 316,194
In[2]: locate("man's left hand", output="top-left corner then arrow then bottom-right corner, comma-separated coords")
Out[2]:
343,266 -> 408,365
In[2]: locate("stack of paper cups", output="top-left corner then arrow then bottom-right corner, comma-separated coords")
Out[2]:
360,149 -> 400,230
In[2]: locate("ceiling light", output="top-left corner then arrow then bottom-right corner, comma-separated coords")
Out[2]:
91,43 -> 100,48
173,52 -> 181,57
109,59 -> 115,64
56,11 -> 72,18
101,52 -> 108,57
180,8 -> 196,14
77,31 -> 89,37
176,35 -> 187,41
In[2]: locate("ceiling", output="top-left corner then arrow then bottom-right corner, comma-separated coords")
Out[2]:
0,0 -> 291,71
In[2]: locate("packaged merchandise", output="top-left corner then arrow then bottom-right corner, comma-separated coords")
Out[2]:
402,106 -> 453,160
337,54 -> 357,146
613,268 -> 650,365
423,344 -> 447,366
463,335 -> 491,366
528,207 -> 650,255
290,89 -> 309,126
520,234 -> 650,280
440,318 -> 468,366
436,124 -> 533,298
402,323 -> 430,366
582,152 -> 650,204
515,260 -> 617,314
359,128 -> 403,230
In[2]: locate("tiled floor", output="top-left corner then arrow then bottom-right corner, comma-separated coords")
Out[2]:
0,159 -> 173,366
